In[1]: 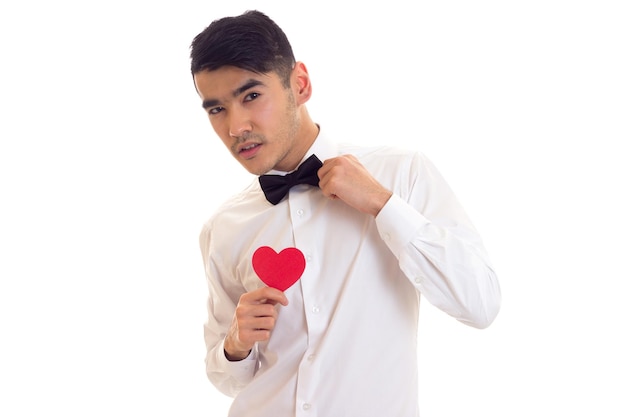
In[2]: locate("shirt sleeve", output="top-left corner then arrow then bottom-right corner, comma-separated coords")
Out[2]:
375,152 -> 501,328
200,222 -> 258,396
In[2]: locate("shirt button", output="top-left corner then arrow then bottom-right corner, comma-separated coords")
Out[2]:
383,232 -> 391,241
312,305 -> 320,314
414,276 -> 424,285
307,354 -> 315,361
302,403 -> 311,411
306,254 -> 313,262
297,209 -> 305,216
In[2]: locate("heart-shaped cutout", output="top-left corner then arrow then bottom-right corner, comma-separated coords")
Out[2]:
252,246 -> 306,291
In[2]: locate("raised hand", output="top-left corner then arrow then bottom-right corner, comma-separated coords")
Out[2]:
317,155 -> 392,216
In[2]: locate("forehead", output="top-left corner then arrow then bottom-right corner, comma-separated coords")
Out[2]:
193,66 -> 281,101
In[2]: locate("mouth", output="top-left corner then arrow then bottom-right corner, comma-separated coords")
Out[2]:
237,142 -> 262,159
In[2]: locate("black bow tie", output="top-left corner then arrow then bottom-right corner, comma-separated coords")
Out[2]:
259,155 -> 323,205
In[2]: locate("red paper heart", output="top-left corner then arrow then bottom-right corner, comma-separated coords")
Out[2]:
252,246 -> 306,291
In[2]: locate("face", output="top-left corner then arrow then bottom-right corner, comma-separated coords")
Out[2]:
194,65 -> 308,175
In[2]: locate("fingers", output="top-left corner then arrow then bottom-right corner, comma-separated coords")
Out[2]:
317,155 -> 355,199
234,308 -> 278,342
317,155 -> 392,216
224,286 -> 288,360
241,286 -> 289,307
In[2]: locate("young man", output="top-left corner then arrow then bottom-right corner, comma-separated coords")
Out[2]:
191,10 -> 501,416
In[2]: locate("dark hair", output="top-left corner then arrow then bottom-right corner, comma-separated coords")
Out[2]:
190,10 -> 296,87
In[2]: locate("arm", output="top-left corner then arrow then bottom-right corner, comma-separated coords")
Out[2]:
318,152 -> 501,328
200,225 -> 289,396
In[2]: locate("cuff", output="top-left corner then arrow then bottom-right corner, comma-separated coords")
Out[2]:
375,194 -> 429,259
218,339 -> 257,380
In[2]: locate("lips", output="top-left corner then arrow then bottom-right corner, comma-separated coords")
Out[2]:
240,143 -> 259,152
237,142 -> 262,159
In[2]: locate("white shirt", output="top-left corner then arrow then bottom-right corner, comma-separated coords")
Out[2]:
199,130 -> 501,416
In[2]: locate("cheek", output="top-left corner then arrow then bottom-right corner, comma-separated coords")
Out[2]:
209,117 -> 228,136
255,98 -> 286,129
209,119 -> 234,148
255,106 -> 276,127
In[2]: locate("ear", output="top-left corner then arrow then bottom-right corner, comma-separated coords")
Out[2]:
291,61 -> 312,105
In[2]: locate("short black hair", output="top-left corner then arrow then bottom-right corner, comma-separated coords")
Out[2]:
190,10 -> 296,87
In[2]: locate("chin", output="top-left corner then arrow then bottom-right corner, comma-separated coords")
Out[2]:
240,160 -> 270,176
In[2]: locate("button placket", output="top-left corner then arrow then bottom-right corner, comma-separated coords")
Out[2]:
289,189 -> 323,417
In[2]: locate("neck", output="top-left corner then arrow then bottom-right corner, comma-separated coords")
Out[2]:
279,109 -> 319,172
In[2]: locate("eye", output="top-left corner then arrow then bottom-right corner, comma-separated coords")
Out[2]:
243,92 -> 260,102
208,106 -> 224,115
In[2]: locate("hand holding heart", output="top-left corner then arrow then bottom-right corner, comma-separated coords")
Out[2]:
224,246 -> 305,361
224,286 -> 289,361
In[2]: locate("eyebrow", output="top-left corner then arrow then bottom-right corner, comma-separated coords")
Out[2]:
202,79 -> 266,109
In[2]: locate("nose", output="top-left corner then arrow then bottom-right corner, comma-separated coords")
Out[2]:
228,107 -> 252,139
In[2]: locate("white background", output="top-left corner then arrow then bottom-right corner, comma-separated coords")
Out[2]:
1,1 -> 625,416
